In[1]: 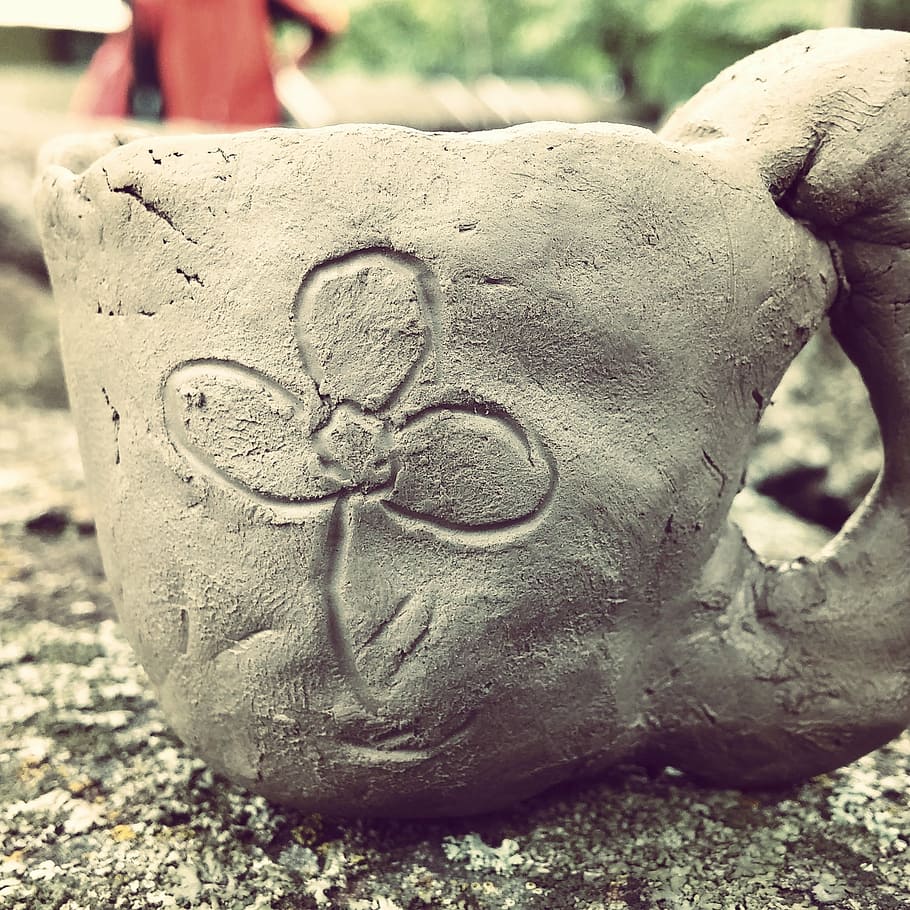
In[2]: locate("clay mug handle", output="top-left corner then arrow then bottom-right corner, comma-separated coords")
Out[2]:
646,29 -> 910,784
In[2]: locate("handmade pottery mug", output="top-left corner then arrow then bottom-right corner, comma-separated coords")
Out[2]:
37,29 -> 910,816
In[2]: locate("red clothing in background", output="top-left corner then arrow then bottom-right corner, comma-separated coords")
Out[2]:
146,0 -> 279,125
72,0 -> 348,126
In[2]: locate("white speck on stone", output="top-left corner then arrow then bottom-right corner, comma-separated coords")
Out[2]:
16,736 -> 53,765
172,862 -> 203,902
374,897 -> 405,910
63,799 -> 106,834
28,859 -> 62,881
0,692 -> 50,725
0,877 -> 30,901
9,787 -> 72,819
442,833 -> 528,876
0,641 -> 25,667
277,843 -> 320,875
54,708 -> 131,729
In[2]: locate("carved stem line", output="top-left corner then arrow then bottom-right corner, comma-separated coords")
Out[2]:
324,494 -> 382,715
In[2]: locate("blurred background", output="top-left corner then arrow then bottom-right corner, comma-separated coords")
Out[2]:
1,0 -> 907,556
1,0 -> 908,128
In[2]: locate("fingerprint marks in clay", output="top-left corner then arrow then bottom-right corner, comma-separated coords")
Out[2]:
162,249 -> 558,744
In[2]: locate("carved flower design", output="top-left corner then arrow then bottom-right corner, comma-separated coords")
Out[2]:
164,249 -> 556,539
163,249 -> 557,742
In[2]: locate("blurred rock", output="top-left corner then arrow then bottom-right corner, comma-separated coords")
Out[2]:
729,487 -> 832,562
746,323 -> 882,533
277,69 -> 622,131
0,113 -> 47,281
0,108 -> 80,409
0,405 -> 91,531
0,266 -> 66,408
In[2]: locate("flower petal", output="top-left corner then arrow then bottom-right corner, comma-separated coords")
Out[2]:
386,405 -> 556,533
163,360 -> 343,504
294,249 -> 436,411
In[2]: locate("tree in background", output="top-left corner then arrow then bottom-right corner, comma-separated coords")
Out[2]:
316,0 -> 908,122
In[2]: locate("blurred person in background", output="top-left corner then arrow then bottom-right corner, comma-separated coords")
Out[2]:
71,0 -> 348,126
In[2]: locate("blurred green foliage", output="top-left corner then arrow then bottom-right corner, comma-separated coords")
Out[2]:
317,0 -> 908,119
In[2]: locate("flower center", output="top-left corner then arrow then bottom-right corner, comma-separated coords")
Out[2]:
313,405 -> 395,490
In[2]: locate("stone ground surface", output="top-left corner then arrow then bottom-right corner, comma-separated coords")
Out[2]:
2,404 -> 910,910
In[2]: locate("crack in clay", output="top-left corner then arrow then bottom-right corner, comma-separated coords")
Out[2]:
177,607 -> 189,654
360,594 -> 413,650
101,387 -> 120,465
701,448 -> 727,499
102,168 -> 198,244
338,710 -> 479,762
176,267 -> 204,287
774,130 -> 823,206
390,624 -> 431,675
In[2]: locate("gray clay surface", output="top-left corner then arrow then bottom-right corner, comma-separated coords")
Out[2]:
36,28 -> 910,816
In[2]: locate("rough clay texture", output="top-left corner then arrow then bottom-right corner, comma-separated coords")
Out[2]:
36,29 -> 910,816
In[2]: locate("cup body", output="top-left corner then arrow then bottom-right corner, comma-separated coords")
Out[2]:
39,124 -> 832,814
